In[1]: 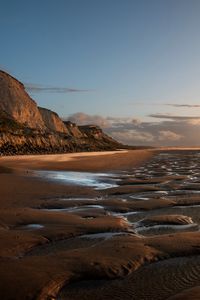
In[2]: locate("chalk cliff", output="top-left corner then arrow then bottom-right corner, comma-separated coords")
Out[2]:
0,71 -> 122,155
0,71 -> 45,130
39,107 -> 69,134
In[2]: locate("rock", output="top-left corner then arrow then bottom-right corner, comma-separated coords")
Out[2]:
39,107 -> 69,134
0,71 -> 45,130
0,70 -> 123,155
64,121 -> 83,138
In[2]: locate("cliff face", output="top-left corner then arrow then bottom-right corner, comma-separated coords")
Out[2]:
39,107 -> 69,134
0,71 -> 122,155
64,121 -> 84,138
0,71 -> 45,130
79,125 -> 112,140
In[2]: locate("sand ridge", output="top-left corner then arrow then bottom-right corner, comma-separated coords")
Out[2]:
1,149 -> 200,299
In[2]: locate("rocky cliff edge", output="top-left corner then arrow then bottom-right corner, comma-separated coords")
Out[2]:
0,70 -> 123,155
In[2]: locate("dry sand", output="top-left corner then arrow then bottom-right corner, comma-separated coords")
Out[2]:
0,149 -> 152,171
1,149 -> 200,300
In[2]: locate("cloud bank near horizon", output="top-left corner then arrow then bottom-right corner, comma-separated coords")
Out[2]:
66,112 -> 200,146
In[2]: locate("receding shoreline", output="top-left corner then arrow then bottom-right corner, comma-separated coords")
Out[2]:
2,147 -> 200,172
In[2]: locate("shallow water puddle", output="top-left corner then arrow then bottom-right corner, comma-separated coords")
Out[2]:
113,211 -> 141,217
42,204 -> 105,212
61,197 -> 97,201
135,223 -> 199,235
34,171 -> 119,189
79,231 -> 133,240
34,151 -> 200,236
17,224 -> 44,230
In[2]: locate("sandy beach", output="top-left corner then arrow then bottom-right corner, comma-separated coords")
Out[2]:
1,149 -> 200,300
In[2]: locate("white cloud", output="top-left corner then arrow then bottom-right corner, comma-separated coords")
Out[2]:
187,119 -> 200,125
66,112 -> 111,128
65,112 -> 200,146
111,130 -> 154,144
158,130 -> 183,141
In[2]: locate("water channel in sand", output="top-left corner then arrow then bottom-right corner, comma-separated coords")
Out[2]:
34,170 -> 119,189
2,150 -> 200,300
34,151 -> 200,236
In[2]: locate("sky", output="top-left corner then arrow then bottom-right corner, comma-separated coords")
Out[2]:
1,0 -> 200,146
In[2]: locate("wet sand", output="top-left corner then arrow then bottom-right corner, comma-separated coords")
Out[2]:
1,149 -> 200,300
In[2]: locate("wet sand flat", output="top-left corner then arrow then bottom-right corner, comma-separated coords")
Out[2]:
1,149 -> 200,300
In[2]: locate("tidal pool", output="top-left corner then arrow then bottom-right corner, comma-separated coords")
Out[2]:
34,171 -> 119,189
17,224 -> 44,230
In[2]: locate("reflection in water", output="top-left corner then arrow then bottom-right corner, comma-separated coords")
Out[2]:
34,171 -> 118,189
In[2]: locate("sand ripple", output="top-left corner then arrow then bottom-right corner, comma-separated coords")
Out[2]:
58,256 -> 200,300
2,150 -> 200,299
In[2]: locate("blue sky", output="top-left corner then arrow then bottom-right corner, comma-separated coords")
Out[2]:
1,0 -> 200,145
